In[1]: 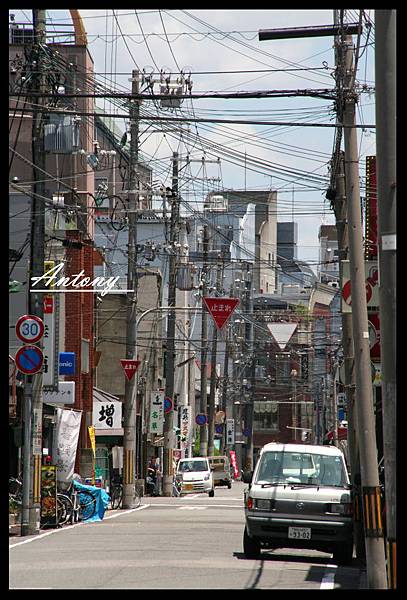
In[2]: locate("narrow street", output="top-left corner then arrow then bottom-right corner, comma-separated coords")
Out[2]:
9,482 -> 366,590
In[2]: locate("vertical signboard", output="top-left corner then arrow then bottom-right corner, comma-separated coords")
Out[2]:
226,418 -> 235,445
180,405 -> 191,450
40,465 -> 57,527
365,156 -> 378,259
42,272 -> 59,391
149,391 -> 164,435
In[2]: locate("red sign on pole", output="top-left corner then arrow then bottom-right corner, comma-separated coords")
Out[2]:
120,359 -> 140,381
203,297 -> 240,330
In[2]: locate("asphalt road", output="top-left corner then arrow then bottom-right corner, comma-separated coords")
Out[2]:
9,481 -> 367,589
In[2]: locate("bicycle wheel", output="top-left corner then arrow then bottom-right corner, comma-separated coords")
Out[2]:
110,485 -> 122,510
133,485 -> 142,509
78,490 -> 97,521
56,494 -> 73,526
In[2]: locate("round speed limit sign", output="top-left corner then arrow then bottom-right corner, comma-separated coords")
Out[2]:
15,314 -> 44,344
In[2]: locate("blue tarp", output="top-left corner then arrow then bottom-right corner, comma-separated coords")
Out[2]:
73,479 -> 110,522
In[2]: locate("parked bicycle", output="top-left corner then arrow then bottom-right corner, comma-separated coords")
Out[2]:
109,478 -> 142,510
56,478 -> 98,526
9,476 -> 23,513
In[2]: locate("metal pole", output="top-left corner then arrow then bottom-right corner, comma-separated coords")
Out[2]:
375,9 -> 397,589
23,8 -> 47,536
162,153 -> 180,496
122,69 -> 140,508
342,32 -> 387,589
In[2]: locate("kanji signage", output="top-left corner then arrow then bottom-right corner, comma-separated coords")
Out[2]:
120,359 -> 140,381
203,297 -> 240,330
149,391 -> 164,435
93,399 -> 122,430
226,418 -> 235,445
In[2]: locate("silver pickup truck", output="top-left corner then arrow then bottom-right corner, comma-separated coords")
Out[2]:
208,456 -> 232,489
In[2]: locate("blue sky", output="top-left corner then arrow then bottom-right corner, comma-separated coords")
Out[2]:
9,9 -> 376,270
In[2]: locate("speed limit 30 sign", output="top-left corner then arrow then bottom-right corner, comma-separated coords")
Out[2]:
15,314 -> 44,344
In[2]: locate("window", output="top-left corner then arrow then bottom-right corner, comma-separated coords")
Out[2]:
253,401 -> 278,431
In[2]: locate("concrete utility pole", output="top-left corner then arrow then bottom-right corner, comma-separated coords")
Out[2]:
375,9 -> 397,589
243,263 -> 254,471
341,32 -> 387,589
23,8 -> 47,536
162,152 -> 180,496
207,261 -> 223,457
259,19 -> 387,587
332,151 -> 364,559
199,225 -> 209,456
122,69 -> 140,508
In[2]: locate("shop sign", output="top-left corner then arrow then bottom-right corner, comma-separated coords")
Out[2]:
41,465 -> 57,527
149,391 -> 164,435
93,399 -> 122,430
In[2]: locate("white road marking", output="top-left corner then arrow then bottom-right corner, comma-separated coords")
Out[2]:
320,564 -> 338,589
178,506 -> 207,510
9,505 -> 149,548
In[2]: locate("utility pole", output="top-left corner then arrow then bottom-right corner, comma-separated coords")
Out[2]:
331,151 -> 364,559
259,19 -> 387,586
23,8 -> 47,536
122,69 -> 140,508
199,225 -> 209,456
375,10 -> 397,589
243,263 -> 254,471
220,324 -> 230,455
207,261 -> 223,457
162,152 -> 180,496
341,30 -> 387,589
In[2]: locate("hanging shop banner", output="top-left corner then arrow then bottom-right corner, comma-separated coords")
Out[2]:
88,425 -> 96,457
341,261 -> 379,313
149,391 -> 164,435
40,465 -> 58,527
52,408 -> 82,484
229,450 -> 239,479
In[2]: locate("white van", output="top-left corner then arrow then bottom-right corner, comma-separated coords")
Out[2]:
242,443 -> 353,564
176,457 -> 215,497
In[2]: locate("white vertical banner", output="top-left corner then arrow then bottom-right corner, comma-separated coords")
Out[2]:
226,418 -> 235,445
52,408 -> 82,483
149,391 -> 164,435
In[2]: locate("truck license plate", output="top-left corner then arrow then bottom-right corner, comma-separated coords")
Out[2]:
288,527 -> 311,540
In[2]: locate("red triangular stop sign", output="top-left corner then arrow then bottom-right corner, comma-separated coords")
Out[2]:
203,297 -> 240,330
120,359 -> 140,381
